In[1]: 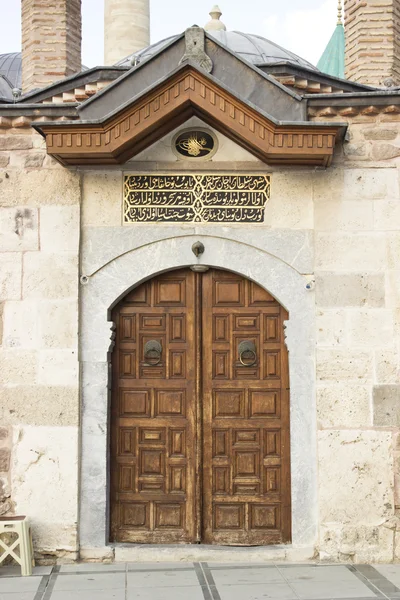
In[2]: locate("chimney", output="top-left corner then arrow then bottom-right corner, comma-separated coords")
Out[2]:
104,0 -> 150,65
345,0 -> 400,86
22,0 -> 82,94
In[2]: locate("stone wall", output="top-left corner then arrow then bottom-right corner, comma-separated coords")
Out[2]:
79,116 -> 400,562
0,126 -> 81,561
1,115 -> 400,562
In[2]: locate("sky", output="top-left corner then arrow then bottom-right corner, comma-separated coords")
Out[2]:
0,0 -> 339,67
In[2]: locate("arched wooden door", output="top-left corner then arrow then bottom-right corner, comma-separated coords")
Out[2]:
110,268 -> 291,545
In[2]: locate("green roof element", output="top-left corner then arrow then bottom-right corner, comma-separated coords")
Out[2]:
317,22 -> 345,79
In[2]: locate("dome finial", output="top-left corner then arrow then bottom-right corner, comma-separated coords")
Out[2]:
337,0 -> 343,25
204,5 -> 227,31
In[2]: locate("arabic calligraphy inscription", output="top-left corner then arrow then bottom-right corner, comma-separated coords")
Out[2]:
123,174 -> 271,224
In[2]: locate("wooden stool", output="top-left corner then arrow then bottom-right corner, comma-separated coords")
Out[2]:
0,516 -> 35,576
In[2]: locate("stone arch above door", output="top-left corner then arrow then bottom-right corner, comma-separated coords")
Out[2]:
79,236 -> 316,553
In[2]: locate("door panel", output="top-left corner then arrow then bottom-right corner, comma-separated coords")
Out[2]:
110,268 -> 291,545
110,269 -> 197,543
202,269 -> 291,545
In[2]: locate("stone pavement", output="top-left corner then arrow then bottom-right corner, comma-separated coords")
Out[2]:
2,562 -> 400,600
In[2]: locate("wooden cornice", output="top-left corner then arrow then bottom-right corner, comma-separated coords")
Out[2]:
34,65 -> 344,167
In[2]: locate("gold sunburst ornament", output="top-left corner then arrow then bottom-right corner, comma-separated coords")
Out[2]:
173,129 -> 218,160
178,133 -> 210,157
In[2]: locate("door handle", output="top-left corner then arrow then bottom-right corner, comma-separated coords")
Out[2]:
144,340 -> 162,366
238,341 -> 257,367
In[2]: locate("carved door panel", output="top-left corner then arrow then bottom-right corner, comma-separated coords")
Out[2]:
110,269 -> 198,543
111,268 -> 291,545
202,269 -> 291,545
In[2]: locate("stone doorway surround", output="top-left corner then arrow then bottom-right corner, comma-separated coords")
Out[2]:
79,235 -> 316,561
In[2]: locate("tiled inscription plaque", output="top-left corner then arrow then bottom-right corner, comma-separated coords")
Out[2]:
124,174 -> 271,223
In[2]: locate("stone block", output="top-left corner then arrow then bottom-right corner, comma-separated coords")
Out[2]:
343,142 -> 368,158
348,309 -> 394,346
317,385 -> 371,428
316,309 -> 347,346
24,153 -> 45,168
372,144 -> 400,161
0,136 -> 33,151
0,448 -> 10,472
2,300 -> 39,348
317,349 -> 373,382
318,430 -> 393,524
11,426 -> 79,547
0,207 -> 39,251
363,127 -> 398,140
315,201 -> 373,231
0,253 -> 22,301
81,225 -> 315,277
40,206 -> 80,253
23,253 -> 78,300
316,273 -> 384,307
386,270 -> 400,307
315,233 -> 385,271
374,201 -> 400,230
375,350 -> 400,384
0,154 -> 9,168
387,235 -> 400,270
0,350 -> 37,385
320,522 -> 394,563
314,167 -> 399,202
38,350 -> 79,386
264,172 -> 313,229
373,385 -> 400,426
38,300 -> 78,349
79,547 -> 115,562
0,169 -> 81,207
82,172 -> 122,227
0,386 -> 79,427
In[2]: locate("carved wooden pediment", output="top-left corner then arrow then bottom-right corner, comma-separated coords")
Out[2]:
34,65 -> 344,167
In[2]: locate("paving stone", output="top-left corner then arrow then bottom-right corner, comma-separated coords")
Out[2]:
52,572 -> 126,591
289,579 -> 376,599
127,586 -> 206,600
373,563 -> 400,587
50,591 -> 125,600
0,594 -> 38,600
216,583 -> 298,600
127,569 -> 199,588
127,561 -> 195,571
59,563 -> 126,573
211,566 -> 285,585
0,564 -> 52,577
0,576 -> 41,593
282,565 -> 358,581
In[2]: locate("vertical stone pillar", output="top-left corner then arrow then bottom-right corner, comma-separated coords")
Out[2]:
21,0 -> 82,94
345,0 -> 400,86
104,0 -> 150,65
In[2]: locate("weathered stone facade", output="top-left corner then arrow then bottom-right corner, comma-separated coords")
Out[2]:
2,0 -> 400,563
1,109 -> 400,562
0,128 -> 80,561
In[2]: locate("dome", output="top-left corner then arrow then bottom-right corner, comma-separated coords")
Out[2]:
0,52 -> 22,98
116,30 -> 317,71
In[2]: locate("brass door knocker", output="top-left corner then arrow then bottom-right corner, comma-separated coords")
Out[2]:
238,341 -> 257,367
144,340 -> 162,366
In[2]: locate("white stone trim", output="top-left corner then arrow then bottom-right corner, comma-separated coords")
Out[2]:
79,235 -> 316,552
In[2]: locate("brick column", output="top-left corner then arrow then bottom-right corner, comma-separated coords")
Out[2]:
104,0 -> 150,65
345,0 -> 400,86
22,0 -> 82,94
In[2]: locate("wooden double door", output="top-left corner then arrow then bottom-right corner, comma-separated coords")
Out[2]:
110,268 -> 291,545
